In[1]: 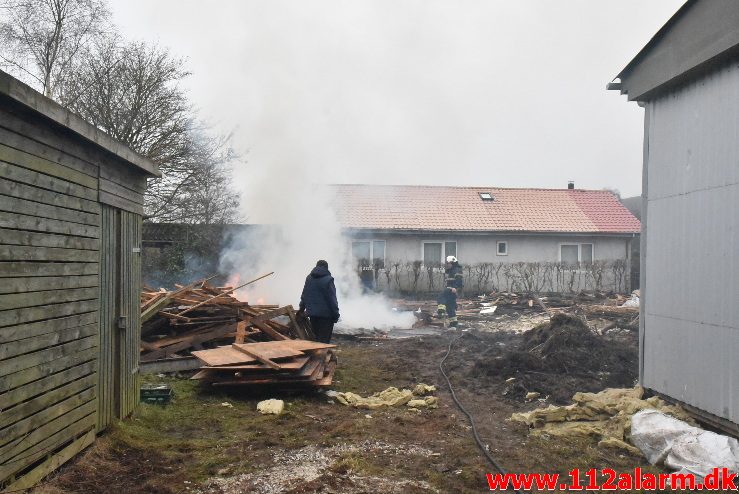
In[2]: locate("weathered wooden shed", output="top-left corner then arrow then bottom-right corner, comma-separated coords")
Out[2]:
610,0 -> 738,431
0,69 -> 160,489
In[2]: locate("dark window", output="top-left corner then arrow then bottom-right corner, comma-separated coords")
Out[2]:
423,242 -> 442,265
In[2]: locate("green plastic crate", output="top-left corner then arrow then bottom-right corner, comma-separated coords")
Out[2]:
140,384 -> 173,405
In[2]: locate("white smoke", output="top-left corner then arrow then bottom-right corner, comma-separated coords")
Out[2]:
219,168 -> 414,330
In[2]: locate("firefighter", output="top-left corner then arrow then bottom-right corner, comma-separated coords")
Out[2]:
437,255 -> 463,328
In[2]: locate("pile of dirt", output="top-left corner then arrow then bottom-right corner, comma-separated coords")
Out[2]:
471,314 -> 637,403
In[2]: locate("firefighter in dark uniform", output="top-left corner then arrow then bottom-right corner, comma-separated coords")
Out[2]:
437,256 -> 463,328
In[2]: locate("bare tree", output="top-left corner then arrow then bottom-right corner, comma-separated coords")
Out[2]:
0,0 -> 110,96
59,39 -> 241,223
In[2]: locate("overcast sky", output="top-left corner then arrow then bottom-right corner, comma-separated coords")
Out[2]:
108,0 -> 684,205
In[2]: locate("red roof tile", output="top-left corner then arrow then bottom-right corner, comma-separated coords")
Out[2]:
332,185 -> 641,234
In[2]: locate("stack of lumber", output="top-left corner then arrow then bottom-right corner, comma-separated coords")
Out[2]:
140,276 -> 314,368
191,340 -> 337,387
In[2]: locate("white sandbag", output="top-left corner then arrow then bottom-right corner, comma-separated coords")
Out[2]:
631,409 -> 739,477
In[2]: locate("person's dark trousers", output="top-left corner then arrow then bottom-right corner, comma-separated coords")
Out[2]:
310,317 -> 335,343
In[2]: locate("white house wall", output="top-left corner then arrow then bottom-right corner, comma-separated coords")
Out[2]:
350,233 -> 630,264
642,61 -> 739,424
347,232 -> 633,293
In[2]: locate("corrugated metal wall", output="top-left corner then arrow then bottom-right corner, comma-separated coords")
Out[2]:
97,205 -> 142,431
642,61 -> 739,424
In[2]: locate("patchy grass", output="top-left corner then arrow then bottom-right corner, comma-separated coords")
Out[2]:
37,334 -> 678,494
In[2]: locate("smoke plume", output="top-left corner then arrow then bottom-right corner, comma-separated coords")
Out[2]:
219,165 -> 414,330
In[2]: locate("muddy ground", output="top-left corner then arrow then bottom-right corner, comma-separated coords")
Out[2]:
33,306 -> 672,494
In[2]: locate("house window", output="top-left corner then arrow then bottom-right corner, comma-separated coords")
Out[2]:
479,192 -> 493,201
560,243 -> 594,265
372,240 -> 386,269
422,241 -> 457,265
352,241 -> 371,267
423,242 -> 443,266
581,243 -> 593,264
352,240 -> 385,269
497,241 -> 508,256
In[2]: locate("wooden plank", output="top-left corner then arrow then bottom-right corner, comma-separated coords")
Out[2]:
0,123 -> 99,178
0,193 -> 100,226
0,161 -> 96,201
0,323 -> 97,361
1,428 -> 95,490
0,275 -> 98,295
0,287 -> 98,311
287,306 -> 308,339
99,178 -> 143,205
201,356 -> 311,372
0,176 -> 100,213
251,306 -> 290,322
0,388 -> 95,454
0,359 -> 96,411
0,412 -> 94,483
0,142 -> 98,189
251,320 -> 288,341
140,324 -> 233,362
0,335 -> 97,377
0,399 -> 96,466
231,344 -> 282,369
0,245 -> 98,262
0,299 -> 97,330
98,190 -> 143,215
0,104 -> 155,179
100,162 -> 146,193
313,360 -> 337,387
0,211 -> 98,238
0,347 -> 97,394
192,345 -> 303,367
0,228 -> 98,250
0,313 -> 97,344
192,340 -> 335,367
0,372 -> 96,430
0,261 -> 98,278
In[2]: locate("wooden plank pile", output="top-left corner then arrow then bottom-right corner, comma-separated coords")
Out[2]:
190,340 -> 337,388
140,276 -> 314,368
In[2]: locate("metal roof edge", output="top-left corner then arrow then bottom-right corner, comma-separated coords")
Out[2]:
0,69 -> 161,177
613,0 -> 696,83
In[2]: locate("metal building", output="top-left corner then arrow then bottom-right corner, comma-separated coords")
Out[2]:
0,70 -> 160,489
611,0 -> 738,429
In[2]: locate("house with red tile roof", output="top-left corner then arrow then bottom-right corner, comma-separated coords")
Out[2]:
332,184 -> 641,293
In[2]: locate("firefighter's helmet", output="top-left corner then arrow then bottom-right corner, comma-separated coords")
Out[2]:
446,256 -> 457,263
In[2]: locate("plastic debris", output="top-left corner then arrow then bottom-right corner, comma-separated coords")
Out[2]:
631,409 -> 739,478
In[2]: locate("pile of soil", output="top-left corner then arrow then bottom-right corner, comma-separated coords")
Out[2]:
471,314 -> 637,403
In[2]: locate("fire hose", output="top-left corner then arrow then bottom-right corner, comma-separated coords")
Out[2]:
439,332 -> 526,494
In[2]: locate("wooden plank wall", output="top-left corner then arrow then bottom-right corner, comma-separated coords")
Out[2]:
0,101 -> 146,487
121,209 -> 142,420
0,123 -> 100,486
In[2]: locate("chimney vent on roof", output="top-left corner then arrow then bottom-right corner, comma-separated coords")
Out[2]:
567,181 -> 575,190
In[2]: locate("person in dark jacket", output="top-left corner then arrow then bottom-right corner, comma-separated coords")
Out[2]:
299,260 -> 340,343
437,256 -> 464,328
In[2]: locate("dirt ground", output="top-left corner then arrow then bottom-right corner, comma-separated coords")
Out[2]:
33,303 -> 675,494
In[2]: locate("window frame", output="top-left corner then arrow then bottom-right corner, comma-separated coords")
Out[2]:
421,240 -> 458,266
558,242 -> 595,265
496,241 -> 508,256
351,239 -> 386,269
